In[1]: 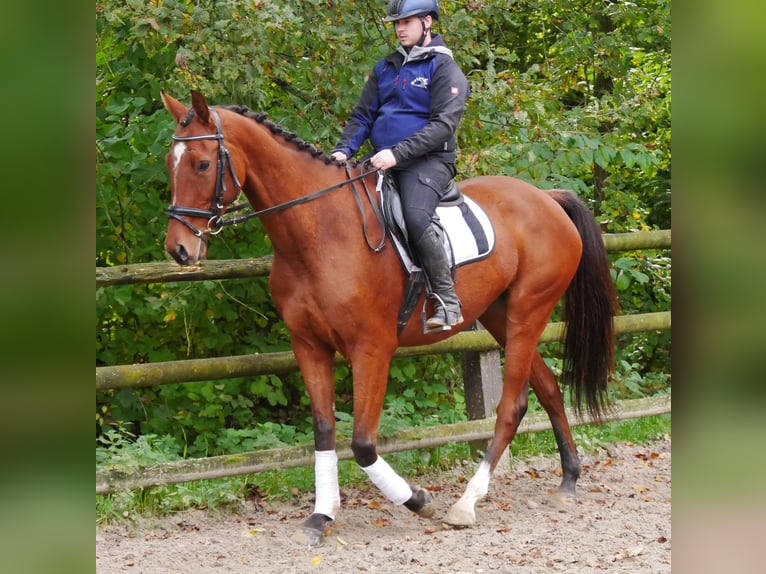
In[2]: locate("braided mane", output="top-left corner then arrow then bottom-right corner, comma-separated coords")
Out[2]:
222,105 -> 342,165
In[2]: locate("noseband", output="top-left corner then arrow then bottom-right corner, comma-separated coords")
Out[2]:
165,108 -> 242,239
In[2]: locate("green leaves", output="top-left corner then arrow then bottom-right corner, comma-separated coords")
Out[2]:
613,257 -> 651,292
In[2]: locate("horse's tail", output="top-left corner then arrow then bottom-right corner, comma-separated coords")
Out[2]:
548,190 -> 619,421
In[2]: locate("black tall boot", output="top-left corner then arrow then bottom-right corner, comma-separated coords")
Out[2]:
413,224 -> 464,330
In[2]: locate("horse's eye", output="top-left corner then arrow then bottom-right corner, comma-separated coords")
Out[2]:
198,160 -> 210,172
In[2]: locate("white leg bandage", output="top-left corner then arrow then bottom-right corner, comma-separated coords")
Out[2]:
313,450 -> 340,519
362,456 -> 412,505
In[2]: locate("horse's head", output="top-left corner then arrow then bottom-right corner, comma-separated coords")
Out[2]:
160,91 -> 244,265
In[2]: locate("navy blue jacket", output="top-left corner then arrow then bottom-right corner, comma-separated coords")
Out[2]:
332,34 -> 469,164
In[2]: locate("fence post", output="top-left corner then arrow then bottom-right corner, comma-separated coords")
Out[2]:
462,322 -> 502,419
461,322 -> 511,473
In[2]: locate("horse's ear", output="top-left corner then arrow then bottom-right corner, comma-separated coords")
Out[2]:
190,90 -> 211,125
160,91 -> 187,124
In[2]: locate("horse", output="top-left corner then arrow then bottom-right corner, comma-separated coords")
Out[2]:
160,90 -> 618,546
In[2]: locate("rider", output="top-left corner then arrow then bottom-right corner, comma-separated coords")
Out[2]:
331,0 -> 469,330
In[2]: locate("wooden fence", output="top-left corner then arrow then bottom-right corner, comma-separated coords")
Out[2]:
96,230 -> 671,493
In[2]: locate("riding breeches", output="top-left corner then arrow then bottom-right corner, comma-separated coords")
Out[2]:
390,155 -> 456,244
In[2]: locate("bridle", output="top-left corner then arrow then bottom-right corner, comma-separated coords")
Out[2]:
166,108 -> 242,238
166,108 -> 386,251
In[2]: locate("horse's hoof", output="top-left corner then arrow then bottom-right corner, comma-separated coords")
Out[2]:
557,478 -> 578,499
405,487 -> 436,518
550,489 -> 577,511
417,500 -> 437,519
443,503 -> 475,527
293,513 -> 331,547
292,526 -> 325,547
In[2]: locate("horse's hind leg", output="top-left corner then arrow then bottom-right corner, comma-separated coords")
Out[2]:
445,292 -> 563,527
529,351 -> 581,498
444,340 -> 534,526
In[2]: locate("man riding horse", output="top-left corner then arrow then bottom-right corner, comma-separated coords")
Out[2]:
331,0 -> 469,331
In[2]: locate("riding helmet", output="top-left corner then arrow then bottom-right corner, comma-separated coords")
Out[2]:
382,0 -> 440,22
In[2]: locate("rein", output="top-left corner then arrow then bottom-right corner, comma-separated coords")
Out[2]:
166,109 -> 386,252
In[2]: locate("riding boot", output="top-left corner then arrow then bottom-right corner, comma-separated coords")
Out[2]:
413,224 -> 464,330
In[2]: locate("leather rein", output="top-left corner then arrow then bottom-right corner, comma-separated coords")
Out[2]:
166,108 -> 385,252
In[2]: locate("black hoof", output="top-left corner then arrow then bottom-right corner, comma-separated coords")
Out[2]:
557,479 -> 578,498
404,487 -> 435,518
295,513 -> 332,547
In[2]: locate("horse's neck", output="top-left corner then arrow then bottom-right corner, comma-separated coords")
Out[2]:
238,129 -> 359,263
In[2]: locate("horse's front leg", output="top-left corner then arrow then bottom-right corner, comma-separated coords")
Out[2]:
350,347 -> 436,520
291,339 -> 341,546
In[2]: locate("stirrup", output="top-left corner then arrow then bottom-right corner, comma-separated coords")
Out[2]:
421,295 -> 463,334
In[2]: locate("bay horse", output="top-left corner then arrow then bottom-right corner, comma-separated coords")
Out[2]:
160,90 -> 617,545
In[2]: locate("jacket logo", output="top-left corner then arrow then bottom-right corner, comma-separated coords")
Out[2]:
411,76 -> 429,89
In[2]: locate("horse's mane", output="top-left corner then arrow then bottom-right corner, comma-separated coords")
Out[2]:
221,105 -> 344,166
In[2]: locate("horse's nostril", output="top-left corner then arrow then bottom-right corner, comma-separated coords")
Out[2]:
173,244 -> 189,265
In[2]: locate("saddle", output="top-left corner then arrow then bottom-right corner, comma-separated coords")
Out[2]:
377,173 -> 495,335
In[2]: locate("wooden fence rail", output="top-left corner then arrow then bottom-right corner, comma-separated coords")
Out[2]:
96,230 -> 671,287
96,395 -> 670,493
96,311 -> 670,391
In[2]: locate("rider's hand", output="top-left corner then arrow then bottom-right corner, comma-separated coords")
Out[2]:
331,151 -> 348,163
370,149 -> 397,171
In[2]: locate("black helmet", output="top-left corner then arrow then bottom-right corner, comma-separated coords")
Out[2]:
382,0 -> 440,22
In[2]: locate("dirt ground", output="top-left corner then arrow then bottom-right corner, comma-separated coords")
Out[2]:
96,437 -> 671,573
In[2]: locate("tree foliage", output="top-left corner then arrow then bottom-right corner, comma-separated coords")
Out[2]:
96,0 -> 671,454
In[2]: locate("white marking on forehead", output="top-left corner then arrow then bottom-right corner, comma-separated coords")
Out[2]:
172,141 -> 186,171
170,142 -> 186,205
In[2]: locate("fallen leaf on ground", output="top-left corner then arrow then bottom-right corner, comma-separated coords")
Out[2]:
373,516 -> 390,528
